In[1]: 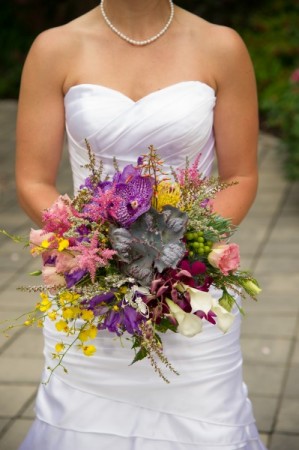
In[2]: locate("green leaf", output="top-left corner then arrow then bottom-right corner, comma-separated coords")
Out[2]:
29,270 -> 42,276
130,346 -> 148,365
156,318 -> 177,333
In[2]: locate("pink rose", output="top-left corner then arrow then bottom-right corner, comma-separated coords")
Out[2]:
55,251 -> 78,273
42,266 -> 66,287
29,229 -> 56,255
207,243 -> 240,275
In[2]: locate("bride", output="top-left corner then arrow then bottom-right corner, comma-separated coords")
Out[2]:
16,1 -> 266,449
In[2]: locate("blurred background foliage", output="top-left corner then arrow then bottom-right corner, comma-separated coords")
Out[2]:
0,0 -> 298,178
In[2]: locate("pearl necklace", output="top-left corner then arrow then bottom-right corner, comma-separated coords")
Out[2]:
100,0 -> 174,46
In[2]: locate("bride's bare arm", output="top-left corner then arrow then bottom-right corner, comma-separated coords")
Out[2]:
16,28 -> 72,226
211,27 -> 259,225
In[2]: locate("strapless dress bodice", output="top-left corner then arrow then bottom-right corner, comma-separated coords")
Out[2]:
64,81 -> 216,192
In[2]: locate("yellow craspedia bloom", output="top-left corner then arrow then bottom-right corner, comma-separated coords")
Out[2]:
83,345 -> 96,356
55,342 -> 65,353
58,238 -> 70,252
55,320 -> 69,333
155,181 -> 181,211
81,310 -> 94,322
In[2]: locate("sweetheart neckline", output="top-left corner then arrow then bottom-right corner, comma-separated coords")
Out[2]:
64,80 -> 216,104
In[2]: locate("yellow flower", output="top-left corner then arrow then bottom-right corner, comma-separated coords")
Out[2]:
38,293 -> 52,312
82,345 -> 96,356
41,240 -> 50,249
78,330 -> 89,342
48,311 -> 57,321
62,308 -> 76,320
78,326 -> 97,342
81,310 -> 94,322
55,342 -> 65,353
55,320 -> 69,333
59,291 -> 80,305
24,318 -> 34,326
58,239 -> 69,252
155,181 -> 181,211
88,325 -> 98,339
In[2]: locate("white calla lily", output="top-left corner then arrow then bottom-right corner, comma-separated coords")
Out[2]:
183,285 -> 214,313
211,299 -> 235,333
166,298 -> 203,337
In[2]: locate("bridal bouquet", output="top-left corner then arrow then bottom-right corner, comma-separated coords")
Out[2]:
2,144 -> 261,382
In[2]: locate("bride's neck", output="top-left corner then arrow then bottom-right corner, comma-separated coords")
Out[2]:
100,0 -> 172,39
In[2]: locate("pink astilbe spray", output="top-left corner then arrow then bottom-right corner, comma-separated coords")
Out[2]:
82,187 -> 123,223
176,153 -> 203,189
70,231 -> 116,282
42,195 -> 75,236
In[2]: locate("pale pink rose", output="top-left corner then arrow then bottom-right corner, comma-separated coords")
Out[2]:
29,229 -> 56,255
55,251 -> 78,273
42,266 -> 66,287
208,243 -> 240,275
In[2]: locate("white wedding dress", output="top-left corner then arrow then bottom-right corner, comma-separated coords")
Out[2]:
19,81 -> 267,450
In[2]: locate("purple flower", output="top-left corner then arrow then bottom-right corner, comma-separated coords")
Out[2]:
123,306 -> 140,334
43,255 -> 57,266
113,175 -> 154,227
195,309 -> 217,325
86,292 -> 115,315
65,269 -> 87,288
101,304 -> 142,335
102,310 -> 122,335
113,164 -> 141,184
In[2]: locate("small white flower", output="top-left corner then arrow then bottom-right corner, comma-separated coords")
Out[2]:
123,285 -> 150,317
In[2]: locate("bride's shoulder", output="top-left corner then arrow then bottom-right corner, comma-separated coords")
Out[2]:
179,7 -> 249,61
26,8 -> 99,64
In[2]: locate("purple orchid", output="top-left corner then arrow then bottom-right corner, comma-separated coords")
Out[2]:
82,163 -> 154,228
113,175 -> 154,227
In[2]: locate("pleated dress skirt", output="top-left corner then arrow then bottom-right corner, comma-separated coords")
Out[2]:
19,305 -> 267,450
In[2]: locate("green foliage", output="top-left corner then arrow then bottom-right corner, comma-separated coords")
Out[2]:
239,3 -> 299,179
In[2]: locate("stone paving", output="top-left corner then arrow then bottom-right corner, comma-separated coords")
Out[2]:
0,100 -> 298,450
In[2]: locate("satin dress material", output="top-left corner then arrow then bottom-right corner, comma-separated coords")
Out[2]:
19,81 -> 267,450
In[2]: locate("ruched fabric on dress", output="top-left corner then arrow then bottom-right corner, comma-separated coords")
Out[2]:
19,82 -> 267,450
